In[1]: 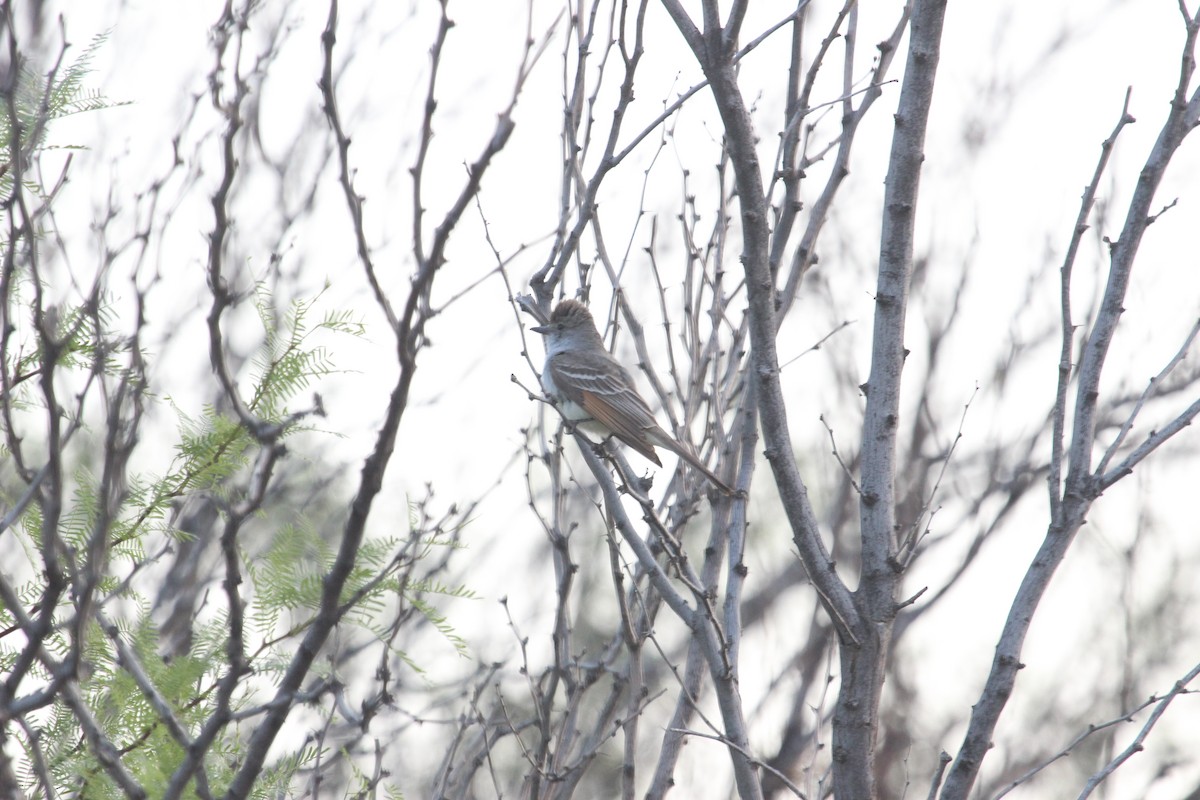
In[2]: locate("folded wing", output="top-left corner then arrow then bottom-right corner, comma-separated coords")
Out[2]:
547,352 -> 663,466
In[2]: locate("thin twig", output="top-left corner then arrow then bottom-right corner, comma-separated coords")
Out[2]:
1076,662 -> 1200,799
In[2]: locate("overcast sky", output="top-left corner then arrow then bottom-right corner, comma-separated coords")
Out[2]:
23,1 -> 1200,796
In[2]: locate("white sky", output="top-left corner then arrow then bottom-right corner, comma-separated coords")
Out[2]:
21,0 -> 1200,796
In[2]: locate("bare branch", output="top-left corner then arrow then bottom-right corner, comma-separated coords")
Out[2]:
1096,316 -> 1200,487
994,692 -> 1168,798
1048,88 -> 1135,521
318,0 -> 397,330
941,10 -> 1200,798
1076,662 -> 1200,799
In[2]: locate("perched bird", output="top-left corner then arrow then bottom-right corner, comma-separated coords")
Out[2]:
531,299 -> 732,494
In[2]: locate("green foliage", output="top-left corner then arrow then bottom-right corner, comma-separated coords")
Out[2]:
246,510 -> 476,679
0,297 -> 123,420
253,745 -> 324,798
0,30 -> 127,198
4,281 -> 473,797
2,33 -> 472,800
248,284 -> 348,419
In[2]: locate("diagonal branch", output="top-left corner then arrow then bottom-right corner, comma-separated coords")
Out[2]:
1076,661 -> 1200,799
940,10 -> 1200,800
661,0 -> 860,650
573,434 -> 763,798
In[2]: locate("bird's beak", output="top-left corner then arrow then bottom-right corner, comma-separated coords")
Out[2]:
530,323 -> 550,335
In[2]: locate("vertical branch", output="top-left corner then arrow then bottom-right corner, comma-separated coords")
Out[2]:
659,0 -> 860,644
1067,11 -> 1200,488
646,636 -> 707,799
719,384 -> 757,668
858,0 -> 946,671
1,2 -> 71,705
1047,89 -> 1133,523
657,0 -> 939,795
410,0 -> 452,272
777,2 -> 911,317
834,3 -> 946,798
530,0 -> 649,303
204,0 -> 277,439
164,5 -> 263,796
765,1 -> 812,279
573,439 -> 764,799
319,0 -> 397,330
526,500 -> 577,796
607,530 -> 641,800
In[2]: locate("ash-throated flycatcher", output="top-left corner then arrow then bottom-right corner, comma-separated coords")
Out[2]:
532,299 -> 733,494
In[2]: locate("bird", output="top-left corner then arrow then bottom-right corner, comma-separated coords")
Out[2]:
531,298 -> 733,494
